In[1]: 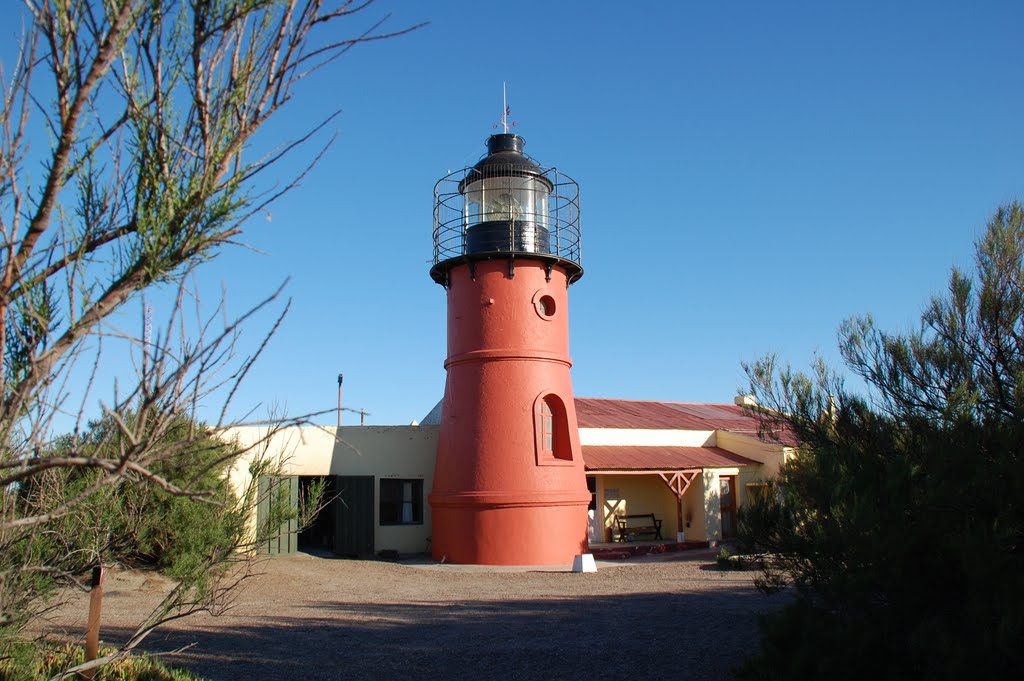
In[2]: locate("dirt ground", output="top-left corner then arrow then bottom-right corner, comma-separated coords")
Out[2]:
39,550 -> 782,681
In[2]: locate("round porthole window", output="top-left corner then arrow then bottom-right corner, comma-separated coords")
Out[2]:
535,294 -> 556,319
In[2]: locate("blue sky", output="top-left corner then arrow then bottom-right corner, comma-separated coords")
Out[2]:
4,1 -> 1024,427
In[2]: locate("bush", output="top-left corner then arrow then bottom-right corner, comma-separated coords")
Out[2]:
737,203 -> 1024,679
1,412 -> 311,677
0,641 -> 207,681
16,415 -> 244,575
1,414 -> 247,639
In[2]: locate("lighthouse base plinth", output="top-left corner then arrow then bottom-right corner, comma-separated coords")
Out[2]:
429,492 -> 589,566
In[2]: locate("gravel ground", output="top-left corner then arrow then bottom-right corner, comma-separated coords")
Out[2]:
39,550 -> 782,681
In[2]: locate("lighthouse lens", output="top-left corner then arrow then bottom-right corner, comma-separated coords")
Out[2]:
463,176 -> 549,229
486,192 -> 523,220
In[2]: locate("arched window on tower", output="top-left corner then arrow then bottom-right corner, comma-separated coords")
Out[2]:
540,400 -> 554,452
535,393 -> 573,464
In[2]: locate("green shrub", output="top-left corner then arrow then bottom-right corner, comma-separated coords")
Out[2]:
0,641 -> 207,681
1,414 -> 248,638
40,415 -> 243,576
736,203 -> 1024,679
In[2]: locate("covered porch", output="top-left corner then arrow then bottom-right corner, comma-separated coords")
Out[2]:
583,444 -> 759,546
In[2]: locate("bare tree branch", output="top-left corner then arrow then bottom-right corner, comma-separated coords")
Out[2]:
0,0 -> 423,673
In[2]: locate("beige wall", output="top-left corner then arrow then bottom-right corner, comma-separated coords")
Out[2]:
333,426 -> 438,555
715,430 -> 789,479
701,467 -> 742,544
594,472 -> 711,542
219,421 -> 784,555
685,474 -> 708,541
221,424 -> 439,555
592,466 -> 755,544
598,475 -> 675,542
702,469 -> 720,542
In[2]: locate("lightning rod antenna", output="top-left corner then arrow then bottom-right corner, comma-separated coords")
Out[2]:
495,82 -> 516,133
502,82 -> 508,133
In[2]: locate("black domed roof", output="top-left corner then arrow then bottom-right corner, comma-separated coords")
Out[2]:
457,134 -> 553,193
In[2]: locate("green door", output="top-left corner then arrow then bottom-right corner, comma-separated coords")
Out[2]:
257,475 -> 298,555
334,475 -> 375,557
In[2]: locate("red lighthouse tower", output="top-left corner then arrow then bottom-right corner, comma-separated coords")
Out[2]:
429,133 -> 589,565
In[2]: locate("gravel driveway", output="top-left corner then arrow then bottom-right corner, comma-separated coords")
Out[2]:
41,550 -> 781,680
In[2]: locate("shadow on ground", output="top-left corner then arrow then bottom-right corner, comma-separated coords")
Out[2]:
99,587 -> 775,681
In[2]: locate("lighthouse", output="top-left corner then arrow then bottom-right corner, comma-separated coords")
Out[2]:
428,132 -> 589,565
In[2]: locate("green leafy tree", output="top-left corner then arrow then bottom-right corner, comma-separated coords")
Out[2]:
22,414 -> 246,579
0,1 -> 418,676
736,202 -> 1024,680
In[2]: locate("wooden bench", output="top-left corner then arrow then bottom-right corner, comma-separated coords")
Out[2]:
614,513 -> 663,542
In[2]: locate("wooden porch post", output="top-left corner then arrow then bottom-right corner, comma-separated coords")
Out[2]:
657,470 -> 700,539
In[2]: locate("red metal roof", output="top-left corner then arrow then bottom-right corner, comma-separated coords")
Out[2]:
582,445 -> 757,471
573,398 -> 799,447
575,398 -> 757,430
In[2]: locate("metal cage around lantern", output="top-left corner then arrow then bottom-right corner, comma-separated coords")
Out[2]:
431,160 -> 582,286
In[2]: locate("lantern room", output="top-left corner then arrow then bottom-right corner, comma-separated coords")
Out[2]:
431,133 -> 583,286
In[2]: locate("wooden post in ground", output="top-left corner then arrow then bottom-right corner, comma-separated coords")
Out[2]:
81,565 -> 104,680
658,471 -> 700,542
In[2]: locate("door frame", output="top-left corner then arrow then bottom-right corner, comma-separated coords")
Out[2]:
719,475 -> 737,540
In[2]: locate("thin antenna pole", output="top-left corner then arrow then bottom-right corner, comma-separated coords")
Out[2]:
494,82 -> 516,133
502,82 -> 508,133
342,374 -> 350,428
